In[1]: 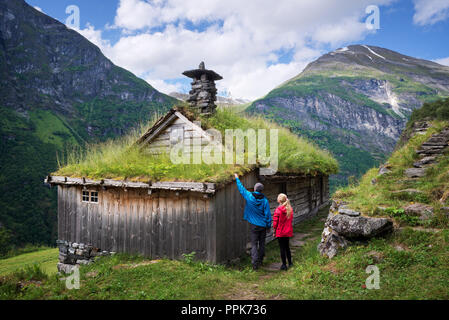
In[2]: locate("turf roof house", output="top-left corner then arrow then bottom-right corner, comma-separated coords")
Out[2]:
46,63 -> 331,270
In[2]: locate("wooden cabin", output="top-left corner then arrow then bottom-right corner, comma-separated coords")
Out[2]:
46,64 -> 332,271
45,107 -> 330,268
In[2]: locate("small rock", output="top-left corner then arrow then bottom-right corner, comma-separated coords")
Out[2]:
366,251 -> 384,263
338,208 -> 361,217
391,189 -> 423,195
403,203 -> 434,220
405,168 -> 426,178
57,263 -> 77,274
379,166 -> 391,176
441,207 -> 449,216
371,178 -> 377,185
318,227 -> 348,259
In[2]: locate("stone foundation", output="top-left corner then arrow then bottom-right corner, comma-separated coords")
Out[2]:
56,240 -> 113,273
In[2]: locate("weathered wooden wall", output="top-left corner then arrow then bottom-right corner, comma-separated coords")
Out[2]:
58,186 -> 216,262
57,173 -> 329,264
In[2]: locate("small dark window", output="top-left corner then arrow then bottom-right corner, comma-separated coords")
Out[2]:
82,191 -> 90,202
91,192 -> 99,203
82,191 -> 99,204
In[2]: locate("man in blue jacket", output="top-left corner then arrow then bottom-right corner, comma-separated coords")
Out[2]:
234,174 -> 272,270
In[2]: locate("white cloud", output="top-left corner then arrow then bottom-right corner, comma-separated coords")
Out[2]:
144,77 -> 185,94
79,0 -> 396,100
434,57 -> 449,66
413,0 -> 449,25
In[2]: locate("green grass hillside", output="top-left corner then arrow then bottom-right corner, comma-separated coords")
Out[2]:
0,248 -> 58,277
1,207 -> 448,300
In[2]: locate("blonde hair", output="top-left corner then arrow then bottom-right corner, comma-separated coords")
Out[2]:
278,193 -> 293,219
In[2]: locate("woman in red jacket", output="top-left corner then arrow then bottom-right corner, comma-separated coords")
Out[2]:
273,193 -> 293,270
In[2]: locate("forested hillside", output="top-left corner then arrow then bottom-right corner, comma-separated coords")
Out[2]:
0,0 -> 176,252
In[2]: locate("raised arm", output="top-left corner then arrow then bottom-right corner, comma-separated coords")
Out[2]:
235,175 -> 252,202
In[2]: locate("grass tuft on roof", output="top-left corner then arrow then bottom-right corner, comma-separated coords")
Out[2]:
55,107 -> 338,183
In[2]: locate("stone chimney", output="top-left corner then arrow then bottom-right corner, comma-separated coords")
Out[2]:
182,62 -> 223,115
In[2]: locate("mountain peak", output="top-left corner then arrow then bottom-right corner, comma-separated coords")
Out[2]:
303,44 -> 449,80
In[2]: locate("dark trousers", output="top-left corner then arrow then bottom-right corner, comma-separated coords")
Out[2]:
250,224 -> 267,266
278,237 -> 292,266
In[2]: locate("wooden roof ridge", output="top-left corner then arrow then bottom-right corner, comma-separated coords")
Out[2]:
44,176 -> 217,194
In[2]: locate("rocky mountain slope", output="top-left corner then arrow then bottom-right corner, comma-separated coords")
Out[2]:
0,0 -> 176,248
247,45 -> 449,190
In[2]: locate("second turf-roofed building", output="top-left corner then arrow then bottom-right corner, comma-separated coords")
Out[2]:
46,64 -> 338,270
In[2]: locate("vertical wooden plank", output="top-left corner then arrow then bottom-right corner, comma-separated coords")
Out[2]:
106,191 -> 113,251
96,189 -> 103,249
183,194 -> 191,256
151,193 -> 159,258
118,190 -> 124,253
81,193 -> 87,245
166,196 -> 174,259
68,188 -> 75,243
57,186 -> 64,240
130,192 -> 137,254
205,197 -> 215,263
143,195 -> 150,257
75,188 -> 81,243
101,190 -> 110,251
138,192 -> 144,256
117,190 -> 123,253
172,196 -> 180,259
159,194 -> 167,257
125,191 -> 131,252
189,195 -> 197,255
180,194 -> 188,258
111,191 -> 118,252
216,189 -> 226,263
200,197 -> 207,259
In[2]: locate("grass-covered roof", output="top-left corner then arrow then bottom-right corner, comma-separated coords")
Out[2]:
55,106 -> 338,183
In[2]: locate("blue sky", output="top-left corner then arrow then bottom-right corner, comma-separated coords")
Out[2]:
26,0 -> 449,99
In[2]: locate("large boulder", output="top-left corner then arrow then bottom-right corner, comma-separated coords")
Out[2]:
327,214 -> 393,239
318,201 -> 394,259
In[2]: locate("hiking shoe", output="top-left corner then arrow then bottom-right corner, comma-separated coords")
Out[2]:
288,262 -> 294,268
252,264 -> 259,271
280,264 -> 288,271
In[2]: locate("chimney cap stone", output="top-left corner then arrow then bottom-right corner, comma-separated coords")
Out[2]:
183,62 -> 223,81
